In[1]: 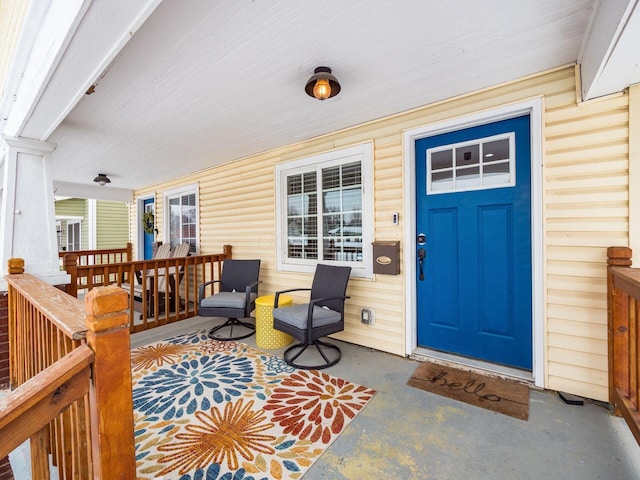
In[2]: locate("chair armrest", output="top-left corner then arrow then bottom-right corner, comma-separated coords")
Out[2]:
244,280 -> 262,302
309,295 -> 350,307
198,280 -> 221,301
244,280 -> 262,292
274,288 -> 312,307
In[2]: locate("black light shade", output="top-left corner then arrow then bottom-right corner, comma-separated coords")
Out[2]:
305,66 -> 341,100
93,173 -> 111,186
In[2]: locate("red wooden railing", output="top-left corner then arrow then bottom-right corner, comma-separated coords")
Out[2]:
1,258 -> 135,479
63,245 -> 231,333
58,243 -> 132,267
607,246 -> 640,446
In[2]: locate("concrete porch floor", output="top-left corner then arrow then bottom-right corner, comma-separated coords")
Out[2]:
131,316 -> 640,480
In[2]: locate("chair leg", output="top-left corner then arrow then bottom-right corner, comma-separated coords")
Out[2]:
208,317 -> 255,341
283,339 -> 341,370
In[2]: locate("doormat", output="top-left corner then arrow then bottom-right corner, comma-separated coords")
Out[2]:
407,361 -> 529,420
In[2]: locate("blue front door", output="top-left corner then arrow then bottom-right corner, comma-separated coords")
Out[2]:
143,198 -> 155,260
415,115 -> 532,370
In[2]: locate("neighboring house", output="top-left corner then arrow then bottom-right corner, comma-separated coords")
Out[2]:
54,197 -> 129,252
1,1 -> 640,406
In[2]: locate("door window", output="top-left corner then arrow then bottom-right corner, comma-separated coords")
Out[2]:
427,133 -> 514,194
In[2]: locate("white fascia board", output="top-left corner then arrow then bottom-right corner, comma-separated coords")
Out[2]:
579,0 -> 640,100
2,0 -> 92,138
54,180 -> 133,203
2,0 -> 162,140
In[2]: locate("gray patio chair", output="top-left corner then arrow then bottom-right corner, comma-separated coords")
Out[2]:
199,259 -> 261,341
272,264 -> 351,369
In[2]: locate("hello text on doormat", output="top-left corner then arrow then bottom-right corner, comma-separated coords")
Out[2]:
407,361 -> 529,420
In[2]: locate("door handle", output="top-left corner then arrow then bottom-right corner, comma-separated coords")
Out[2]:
417,248 -> 426,281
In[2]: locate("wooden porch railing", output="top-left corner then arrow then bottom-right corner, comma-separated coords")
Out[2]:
1,258 -> 135,479
58,242 -> 132,267
63,245 -> 232,333
607,246 -> 640,446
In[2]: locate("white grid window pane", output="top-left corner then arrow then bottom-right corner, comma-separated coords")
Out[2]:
286,173 -> 318,259
322,162 -> 363,262
168,191 -> 197,253
427,133 -> 515,194
284,161 -> 363,263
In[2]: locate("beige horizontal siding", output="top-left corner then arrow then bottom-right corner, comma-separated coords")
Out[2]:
0,0 -> 29,97
544,78 -> 628,401
132,65 -> 630,400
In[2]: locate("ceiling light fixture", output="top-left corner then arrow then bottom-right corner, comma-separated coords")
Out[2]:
93,173 -> 111,186
305,66 -> 341,101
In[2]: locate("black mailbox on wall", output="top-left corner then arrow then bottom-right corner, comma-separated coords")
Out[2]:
372,241 -> 400,275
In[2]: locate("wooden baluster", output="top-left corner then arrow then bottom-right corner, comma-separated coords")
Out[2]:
84,285 -> 135,479
63,253 -> 79,298
6,259 -> 24,390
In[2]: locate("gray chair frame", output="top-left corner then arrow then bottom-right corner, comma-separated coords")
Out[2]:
273,264 -> 351,369
198,259 -> 261,340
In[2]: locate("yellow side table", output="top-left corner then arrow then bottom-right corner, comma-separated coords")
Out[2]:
255,294 -> 293,349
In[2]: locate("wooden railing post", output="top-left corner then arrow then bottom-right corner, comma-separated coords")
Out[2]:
64,253 -> 79,298
6,258 -> 24,389
84,285 -> 135,479
607,247 -> 633,410
223,244 -> 232,258
7,258 -> 24,275
1,258 -> 24,480
126,242 -> 133,262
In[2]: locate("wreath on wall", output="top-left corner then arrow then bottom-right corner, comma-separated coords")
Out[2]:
142,211 -> 155,235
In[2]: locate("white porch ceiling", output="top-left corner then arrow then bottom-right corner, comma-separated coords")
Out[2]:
3,0 -> 640,199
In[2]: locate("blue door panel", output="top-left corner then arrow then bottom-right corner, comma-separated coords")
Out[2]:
415,114 -> 532,370
143,198 -> 155,260
425,208 -> 459,329
478,204 -> 513,337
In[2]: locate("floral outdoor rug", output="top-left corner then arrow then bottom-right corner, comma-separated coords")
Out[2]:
131,329 -> 376,479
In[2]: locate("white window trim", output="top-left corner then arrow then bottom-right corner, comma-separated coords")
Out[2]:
88,198 -> 97,249
66,219 -> 81,251
163,183 -> 199,254
276,142 -> 374,278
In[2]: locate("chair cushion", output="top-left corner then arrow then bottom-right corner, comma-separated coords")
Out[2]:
273,304 -> 341,330
201,292 -> 256,309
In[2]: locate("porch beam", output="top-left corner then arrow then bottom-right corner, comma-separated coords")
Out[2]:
0,0 -> 162,140
578,0 -> 640,100
52,180 -> 133,203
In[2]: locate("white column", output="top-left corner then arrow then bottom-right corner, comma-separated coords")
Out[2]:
88,198 -> 97,249
0,136 -> 69,287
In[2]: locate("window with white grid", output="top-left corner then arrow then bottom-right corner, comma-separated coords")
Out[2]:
164,184 -> 198,254
276,143 -> 373,277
